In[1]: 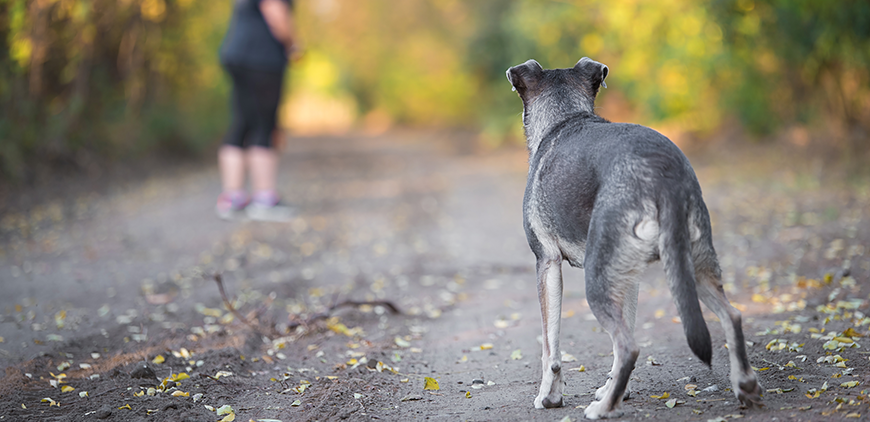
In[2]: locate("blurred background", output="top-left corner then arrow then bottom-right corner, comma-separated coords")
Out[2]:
1,0 -> 869,182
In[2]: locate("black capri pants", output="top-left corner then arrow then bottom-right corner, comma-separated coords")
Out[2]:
223,64 -> 285,148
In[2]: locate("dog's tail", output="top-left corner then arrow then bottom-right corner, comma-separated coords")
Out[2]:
660,195 -> 712,366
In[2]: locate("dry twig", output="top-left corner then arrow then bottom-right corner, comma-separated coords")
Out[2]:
212,273 -> 401,339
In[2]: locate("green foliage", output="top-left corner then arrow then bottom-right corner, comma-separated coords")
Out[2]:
2,0 -> 867,180
0,0 -> 231,179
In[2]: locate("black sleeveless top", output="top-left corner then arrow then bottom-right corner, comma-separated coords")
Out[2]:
219,0 -> 293,71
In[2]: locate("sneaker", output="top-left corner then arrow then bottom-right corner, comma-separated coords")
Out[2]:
215,191 -> 249,220
245,201 -> 294,222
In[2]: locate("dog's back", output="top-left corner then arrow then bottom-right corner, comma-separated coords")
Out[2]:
526,114 -> 705,266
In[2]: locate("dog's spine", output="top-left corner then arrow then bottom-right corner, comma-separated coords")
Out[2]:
660,194 -> 712,366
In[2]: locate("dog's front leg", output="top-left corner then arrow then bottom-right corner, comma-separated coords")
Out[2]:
534,257 -> 564,409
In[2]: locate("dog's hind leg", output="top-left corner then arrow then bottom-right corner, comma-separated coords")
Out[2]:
594,280 -> 638,402
694,252 -> 762,407
583,226 -> 645,419
534,256 -> 565,409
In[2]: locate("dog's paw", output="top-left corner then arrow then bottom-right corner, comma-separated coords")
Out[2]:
736,376 -> 763,408
534,394 -> 563,409
584,400 -> 624,420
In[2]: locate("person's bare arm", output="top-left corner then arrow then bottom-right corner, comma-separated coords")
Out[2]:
259,0 -> 295,51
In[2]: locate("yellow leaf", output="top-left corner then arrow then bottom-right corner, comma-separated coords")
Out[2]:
752,294 -> 766,303
650,392 -> 670,399
134,391 -> 145,397
173,373 -> 190,381
465,391 -> 472,398
842,328 -> 861,337
480,343 -> 493,350
61,386 -> 75,393
119,404 -> 132,410
152,355 -> 165,364
424,377 -> 440,391
219,413 -> 236,422
841,381 -> 860,388
171,391 -> 189,397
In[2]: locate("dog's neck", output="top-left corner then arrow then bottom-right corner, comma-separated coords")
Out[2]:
524,92 -> 595,157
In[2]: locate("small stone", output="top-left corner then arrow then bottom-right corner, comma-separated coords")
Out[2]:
130,364 -> 157,380
471,379 -> 485,385
95,408 -> 112,419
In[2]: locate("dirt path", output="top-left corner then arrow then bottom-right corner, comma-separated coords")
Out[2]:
1,132 -> 868,421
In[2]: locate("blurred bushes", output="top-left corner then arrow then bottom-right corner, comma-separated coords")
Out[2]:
0,0 -> 231,180
2,0 -> 868,180
299,0 -> 870,145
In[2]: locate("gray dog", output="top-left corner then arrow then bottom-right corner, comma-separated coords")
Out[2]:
506,58 -> 762,419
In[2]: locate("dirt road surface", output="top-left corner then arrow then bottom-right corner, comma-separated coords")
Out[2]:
1,132 -> 869,421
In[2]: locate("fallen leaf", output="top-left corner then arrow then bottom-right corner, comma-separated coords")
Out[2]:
841,381 -> 860,388
171,391 -> 189,397
169,372 -> 190,382
401,394 -> 423,401
290,399 -> 301,406
465,391 -> 472,398
354,393 -> 363,399
214,370 -> 233,379
510,349 -> 523,360
216,405 -> 234,416
219,413 -> 235,422
424,377 -> 440,391
650,392 -> 670,399
561,352 -> 577,362
395,337 -> 411,348
41,398 -> 57,406
61,386 -> 75,393
118,404 -> 132,410
480,343 -> 494,350
152,355 -> 165,364
570,365 -> 586,372
665,398 -> 677,408
79,391 -> 88,398
842,328 -> 861,337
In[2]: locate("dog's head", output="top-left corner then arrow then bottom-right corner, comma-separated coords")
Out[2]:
506,58 -> 608,141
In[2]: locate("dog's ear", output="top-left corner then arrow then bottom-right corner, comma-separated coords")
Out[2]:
574,57 -> 609,96
506,59 -> 544,99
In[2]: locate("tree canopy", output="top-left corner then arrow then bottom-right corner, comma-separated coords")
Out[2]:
2,0 -> 868,179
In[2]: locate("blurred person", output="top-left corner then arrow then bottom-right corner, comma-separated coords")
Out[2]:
216,0 -> 297,221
